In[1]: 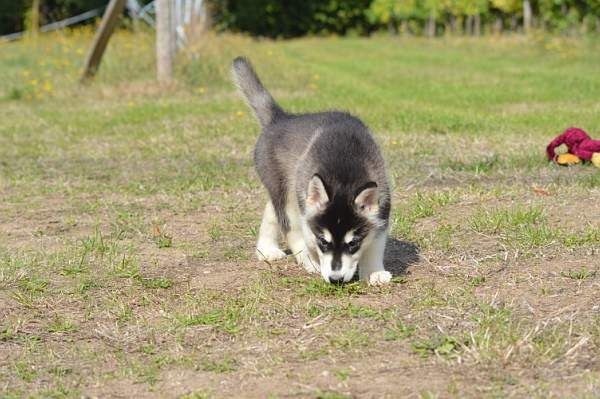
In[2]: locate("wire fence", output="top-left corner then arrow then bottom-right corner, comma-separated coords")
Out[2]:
0,0 -> 205,48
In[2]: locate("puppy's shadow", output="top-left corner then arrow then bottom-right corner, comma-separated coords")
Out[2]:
384,238 -> 420,277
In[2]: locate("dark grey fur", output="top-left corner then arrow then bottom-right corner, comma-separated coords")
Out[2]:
231,57 -> 391,239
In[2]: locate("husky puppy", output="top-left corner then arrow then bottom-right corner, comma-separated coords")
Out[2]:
232,57 -> 392,285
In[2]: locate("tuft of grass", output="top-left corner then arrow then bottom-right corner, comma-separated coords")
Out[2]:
306,304 -> 323,317
155,233 -> 173,248
391,276 -> 408,284
419,391 -> 440,399
139,276 -> 174,289
561,227 -> 600,248
412,335 -> 465,358
444,154 -> 499,174
470,206 -> 545,235
152,226 -> 173,248
330,328 -> 371,350
296,278 -> 368,297
561,268 -> 596,280
384,320 -> 416,341
48,365 -> 73,377
338,303 -> 381,319
577,172 -> 600,188
208,224 -> 223,241
14,361 -> 37,382
468,276 -> 486,287
77,278 -> 100,294
18,275 -> 47,294
469,206 -> 561,249
111,255 -> 141,279
316,391 -> 351,399
468,304 -> 524,362
181,391 -> 211,399
177,307 -> 242,335
410,285 -> 447,309
6,87 -> 24,100
47,317 -> 78,334
392,191 -> 456,239
200,356 -> 238,373
334,369 -> 351,381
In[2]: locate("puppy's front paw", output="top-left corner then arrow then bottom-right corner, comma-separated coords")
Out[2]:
256,243 -> 287,262
368,270 -> 392,286
295,250 -> 320,274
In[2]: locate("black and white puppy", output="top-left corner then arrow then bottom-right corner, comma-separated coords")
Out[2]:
232,57 -> 392,285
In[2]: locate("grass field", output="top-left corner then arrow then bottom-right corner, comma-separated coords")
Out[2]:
1,29 -> 600,398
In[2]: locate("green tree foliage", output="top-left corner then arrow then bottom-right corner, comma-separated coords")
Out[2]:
0,0 -> 29,35
2,0 -> 600,38
1,0 -> 143,36
211,0 -> 373,37
491,0 -> 520,13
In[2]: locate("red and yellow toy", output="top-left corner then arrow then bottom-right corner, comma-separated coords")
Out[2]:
546,127 -> 600,168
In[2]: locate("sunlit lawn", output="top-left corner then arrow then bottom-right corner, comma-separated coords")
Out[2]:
1,29 -> 599,398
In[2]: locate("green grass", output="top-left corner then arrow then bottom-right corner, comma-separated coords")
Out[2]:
384,320 -> 416,341
561,268 -> 596,280
411,335 -> 465,358
0,29 -> 599,398
200,356 -> 238,373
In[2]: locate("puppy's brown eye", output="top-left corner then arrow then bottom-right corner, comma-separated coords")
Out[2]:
317,236 -> 331,251
347,239 -> 361,254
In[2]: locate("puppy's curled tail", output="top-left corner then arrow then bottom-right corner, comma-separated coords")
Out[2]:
231,57 -> 285,127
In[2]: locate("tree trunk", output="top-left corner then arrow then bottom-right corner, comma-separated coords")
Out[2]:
449,15 -> 457,35
400,19 -> 408,35
474,13 -> 481,36
427,11 -> 436,37
510,15 -> 517,32
156,0 -> 174,84
493,17 -> 503,34
388,20 -> 398,35
523,0 -> 532,34
465,15 -> 473,35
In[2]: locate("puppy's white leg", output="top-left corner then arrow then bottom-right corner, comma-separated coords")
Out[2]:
359,232 -> 391,285
256,201 -> 286,261
287,228 -> 319,274
285,196 -> 319,274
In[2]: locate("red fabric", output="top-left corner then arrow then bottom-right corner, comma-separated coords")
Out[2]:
546,127 -> 600,161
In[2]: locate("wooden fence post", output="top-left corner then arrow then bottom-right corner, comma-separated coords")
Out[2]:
156,0 -> 174,84
523,0 -> 532,34
29,0 -> 40,37
80,0 -> 126,82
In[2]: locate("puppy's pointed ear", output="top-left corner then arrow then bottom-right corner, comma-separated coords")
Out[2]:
355,182 -> 379,216
306,174 -> 329,213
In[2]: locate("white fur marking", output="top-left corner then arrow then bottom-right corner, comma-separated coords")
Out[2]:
369,270 -> 392,285
286,190 -> 320,273
358,231 -> 390,285
322,229 -> 332,243
256,245 -> 286,262
256,201 -> 286,261
344,230 -> 355,244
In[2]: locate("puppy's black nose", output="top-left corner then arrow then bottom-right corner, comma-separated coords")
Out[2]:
329,276 -> 343,284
